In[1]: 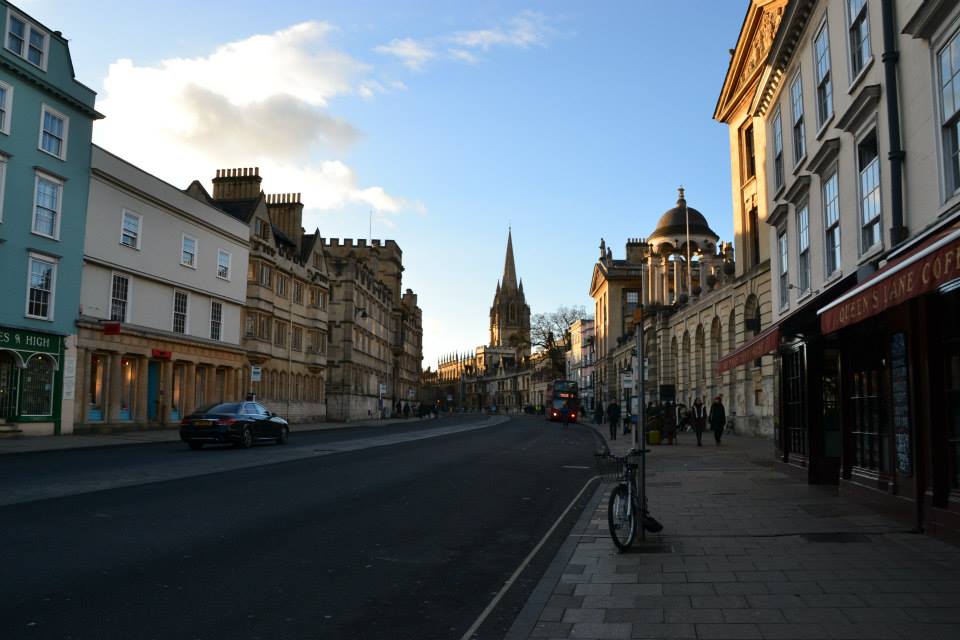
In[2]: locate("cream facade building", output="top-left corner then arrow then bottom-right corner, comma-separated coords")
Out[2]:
75,147 -> 249,430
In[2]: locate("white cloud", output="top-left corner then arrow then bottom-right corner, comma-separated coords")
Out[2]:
448,49 -> 479,64
95,21 -> 421,216
374,38 -> 435,70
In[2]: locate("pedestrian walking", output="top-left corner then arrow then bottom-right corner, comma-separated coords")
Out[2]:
607,401 -> 620,441
663,401 -> 677,445
709,395 -> 726,445
403,402 -> 411,418
560,400 -> 571,429
692,397 -> 707,446
593,403 -> 604,426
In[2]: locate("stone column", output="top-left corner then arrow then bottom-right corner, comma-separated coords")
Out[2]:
648,254 -> 656,304
661,255 -> 670,304
107,353 -> 123,423
134,355 -> 149,426
73,347 -> 87,428
161,360 -> 174,426
184,362 -> 196,416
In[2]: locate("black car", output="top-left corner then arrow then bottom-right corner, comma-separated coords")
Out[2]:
179,402 -> 289,450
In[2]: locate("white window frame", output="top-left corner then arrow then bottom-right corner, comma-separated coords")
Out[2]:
790,72 -> 806,166
846,0 -> 872,84
0,79 -> 12,135
109,272 -> 131,323
180,234 -> 197,269
24,252 -> 57,320
778,229 -> 789,311
31,171 -> 62,240
772,107 -> 784,192
856,126 -> 883,256
796,202 -> 811,295
5,9 -> 49,71
38,103 -> 68,161
937,26 -> 960,199
822,168 -> 841,278
813,18 -> 833,131
172,290 -> 189,334
216,249 -> 231,280
210,299 -> 223,341
0,156 -> 6,223
119,209 -> 142,250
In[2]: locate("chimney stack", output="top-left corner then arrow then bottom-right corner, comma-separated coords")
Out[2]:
212,166 -> 262,201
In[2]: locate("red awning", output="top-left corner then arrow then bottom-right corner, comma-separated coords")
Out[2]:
819,226 -> 960,334
717,325 -> 780,373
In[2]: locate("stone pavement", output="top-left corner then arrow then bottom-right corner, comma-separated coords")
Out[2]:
514,424 -> 960,640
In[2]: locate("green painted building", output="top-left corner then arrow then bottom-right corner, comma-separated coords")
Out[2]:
0,1 -> 100,435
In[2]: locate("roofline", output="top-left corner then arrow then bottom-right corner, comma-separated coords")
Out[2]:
713,0 -> 754,121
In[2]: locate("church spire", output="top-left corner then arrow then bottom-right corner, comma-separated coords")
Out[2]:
502,228 -> 518,291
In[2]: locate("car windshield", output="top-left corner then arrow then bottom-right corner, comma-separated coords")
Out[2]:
194,403 -> 242,415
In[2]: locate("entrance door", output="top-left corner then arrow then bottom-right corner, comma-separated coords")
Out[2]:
0,352 -> 18,420
147,362 -> 160,421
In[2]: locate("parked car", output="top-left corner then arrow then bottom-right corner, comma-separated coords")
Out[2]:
179,402 -> 289,450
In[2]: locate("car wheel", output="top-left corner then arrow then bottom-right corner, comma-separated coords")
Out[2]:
188,441 -> 203,451
238,427 -> 253,449
276,426 -> 289,445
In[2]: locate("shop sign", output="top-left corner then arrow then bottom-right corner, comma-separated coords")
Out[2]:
717,326 -> 780,373
151,349 -> 172,360
820,234 -> 960,333
0,327 -> 61,354
250,366 -> 262,382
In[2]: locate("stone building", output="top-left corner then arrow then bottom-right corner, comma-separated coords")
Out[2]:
0,1 -> 100,435
566,318 -> 595,413
489,230 -> 531,360
185,168 -> 330,422
75,147 -> 249,430
733,0 -> 960,540
589,187 -> 775,436
323,238 -> 423,420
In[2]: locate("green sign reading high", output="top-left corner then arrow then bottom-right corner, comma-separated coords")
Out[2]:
0,328 -> 62,355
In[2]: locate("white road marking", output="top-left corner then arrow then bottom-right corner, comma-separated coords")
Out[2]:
459,475 -> 600,640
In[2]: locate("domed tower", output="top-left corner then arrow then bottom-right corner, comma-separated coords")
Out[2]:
647,188 -> 721,303
490,229 -> 531,356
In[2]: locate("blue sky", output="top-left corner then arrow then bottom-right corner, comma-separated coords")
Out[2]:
22,0 -> 746,368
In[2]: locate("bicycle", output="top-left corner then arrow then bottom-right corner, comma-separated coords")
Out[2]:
595,449 -> 663,551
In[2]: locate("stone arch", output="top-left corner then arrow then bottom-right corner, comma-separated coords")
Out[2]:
669,335 -> 679,387
695,324 -> 706,402
0,348 -> 26,369
24,352 -> 58,371
710,316 -> 722,399
728,308 -> 737,353
681,330 -> 691,404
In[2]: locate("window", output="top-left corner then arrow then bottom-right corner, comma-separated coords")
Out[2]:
778,230 -> 789,310
274,321 -> 287,347
276,274 -> 288,298
313,252 -> 322,269
210,300 -> 222,341
748,206 -> 760,268
258,314 -> 270,340
6,12 -> 47,69
258,263 -> 272,288
939,31 -> 960,195
309,287 -> 326,308
858,130 -> 881,253
742,123 -> 756,180
173,290 -> 188,334
110,273 -> 130,322
848,0 -> 871,78
181,235 -> 197,268
120,211 -> 141,249
21,356 -> 54,416
772,108 -> 784,191
292,325 -> 303,352
797,203 -> 810,294
791,73 -> 806,164
39,105 -> 67,159
293,280 -> 304,305
245,311 -> 256,337
32,173 -> 61,238
0,80 -> 12,134
814,22 -> 833,128
823,170 -> 841,276
217,249 -> 231,280
625,291 -> 639,314
25,254 -> 55,319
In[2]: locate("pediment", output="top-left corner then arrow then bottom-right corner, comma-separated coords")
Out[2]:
589,262 -> 608,297
715,0 -> 787,122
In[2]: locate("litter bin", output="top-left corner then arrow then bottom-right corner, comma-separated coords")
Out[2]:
647,430 -> 661,445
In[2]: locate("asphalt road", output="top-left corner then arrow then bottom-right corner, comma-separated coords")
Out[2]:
0,415 -> 602,640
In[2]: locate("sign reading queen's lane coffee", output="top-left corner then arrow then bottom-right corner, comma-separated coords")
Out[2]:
0,328 -> 62,355
820,234 -> 960,334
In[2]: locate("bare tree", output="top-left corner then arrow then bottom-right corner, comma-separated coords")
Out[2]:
530,305 -> 589,351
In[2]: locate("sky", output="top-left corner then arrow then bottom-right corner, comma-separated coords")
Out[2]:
20,0 -> 746,369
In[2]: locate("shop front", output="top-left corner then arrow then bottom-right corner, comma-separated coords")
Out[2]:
819,224 -> 960,541
0,326 -> 65,435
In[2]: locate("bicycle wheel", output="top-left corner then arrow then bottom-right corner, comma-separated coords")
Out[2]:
607,484 -> 636,551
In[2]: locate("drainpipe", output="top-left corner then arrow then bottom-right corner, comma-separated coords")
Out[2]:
881,0 -> 908,246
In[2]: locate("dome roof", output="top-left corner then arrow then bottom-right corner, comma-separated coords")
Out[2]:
649,188 -> 719,242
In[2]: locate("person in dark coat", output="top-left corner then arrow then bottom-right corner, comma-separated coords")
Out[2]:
691,397 -> 707,446
593,403 -> 604,426
663,401 -> 677,445
709,396 -> 726,445
607,401 -> 620,441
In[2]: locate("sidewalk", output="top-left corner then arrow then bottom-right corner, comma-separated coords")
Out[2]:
513,425 -> 960,640
0,414 -> 446,455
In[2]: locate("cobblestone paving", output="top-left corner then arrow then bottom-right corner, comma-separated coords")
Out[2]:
526,429 -> 960,640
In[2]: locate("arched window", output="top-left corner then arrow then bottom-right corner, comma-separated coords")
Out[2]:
695,324 -> 706,401
681,331 -> 691,403
21,355 -> 55,416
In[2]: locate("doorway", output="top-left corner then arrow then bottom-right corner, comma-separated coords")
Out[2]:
0,352 -> 18,420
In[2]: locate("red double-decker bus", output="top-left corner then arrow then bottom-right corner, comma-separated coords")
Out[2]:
545,380 -> 579,423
